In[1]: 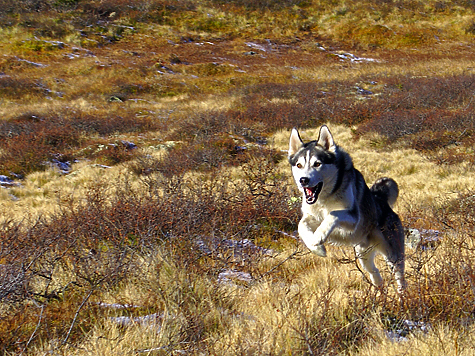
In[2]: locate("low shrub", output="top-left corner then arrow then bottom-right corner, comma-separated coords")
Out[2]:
0,76 -> 43,98
0,111 -> 158,176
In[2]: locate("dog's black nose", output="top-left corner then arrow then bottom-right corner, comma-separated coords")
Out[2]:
300,177 -> 310,186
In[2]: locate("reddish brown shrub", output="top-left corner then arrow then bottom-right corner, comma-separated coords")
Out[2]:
0,111 -> 158,176
170,111 -> 234,141
0,76 -> 43,98
356,108 -> 475,152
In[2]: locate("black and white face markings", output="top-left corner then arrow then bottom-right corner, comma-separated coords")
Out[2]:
289,142 -> 335,204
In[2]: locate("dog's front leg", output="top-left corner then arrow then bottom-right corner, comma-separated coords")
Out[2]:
313,210 -> 358,246
298,215 -> 327,257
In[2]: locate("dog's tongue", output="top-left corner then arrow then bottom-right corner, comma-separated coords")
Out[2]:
304,182 -> 323,204
305,187 -> 317,204
305,187 -> 314,197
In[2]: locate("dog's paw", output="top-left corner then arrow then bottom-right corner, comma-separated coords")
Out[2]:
309,244 -> 327,257
369,272 -> 383,288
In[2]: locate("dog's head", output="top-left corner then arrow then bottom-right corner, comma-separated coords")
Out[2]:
288,125 -> 338,204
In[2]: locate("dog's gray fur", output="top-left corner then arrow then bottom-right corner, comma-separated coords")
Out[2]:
288,125 -> 406,291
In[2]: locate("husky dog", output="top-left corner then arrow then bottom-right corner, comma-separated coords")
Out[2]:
288,125 -> 406,291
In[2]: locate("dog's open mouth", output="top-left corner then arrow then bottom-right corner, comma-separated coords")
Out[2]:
304,182 -> 323,204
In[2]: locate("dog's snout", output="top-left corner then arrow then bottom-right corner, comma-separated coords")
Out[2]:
300,177 -> 310,186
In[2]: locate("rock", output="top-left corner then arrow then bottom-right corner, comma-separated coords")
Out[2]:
14,56 -> 47,67
109,312 -> 164,327
91,164 -> 112,169
333,51 -> 379,63
405,228 -> 442,250
108,95 -> 125,102
195,237 -> 274,263
120,140 -> 137,150
356,86 -> 374,95
405,228 -> 421,249
0,175 -> 13,184
218,270 -> 252,285
245,42 -> 267,52
156,63 -> 175,74
384,317 -> 430,343
48,154 -> 74,174
95,302 -> 141,309
0,175 -> 20,187
51,159 -> 72,174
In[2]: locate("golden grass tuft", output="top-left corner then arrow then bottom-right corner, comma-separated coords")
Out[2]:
353,323 -> 475,356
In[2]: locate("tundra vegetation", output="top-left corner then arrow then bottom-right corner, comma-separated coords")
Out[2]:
1,0 -> 475,355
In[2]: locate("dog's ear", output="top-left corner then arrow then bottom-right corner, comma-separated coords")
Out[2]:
317,125 -> 336,152
288,128 -> 303,157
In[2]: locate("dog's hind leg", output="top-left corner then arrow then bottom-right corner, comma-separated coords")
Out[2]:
372,221 -> 406,292
386,258 -> 406,293
381,214 -> 406,292
355,245 -> 383,287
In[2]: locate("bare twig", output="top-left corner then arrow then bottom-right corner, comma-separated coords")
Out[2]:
352,248 -> 374,287
260,245 -> 308,279
20,303 -> 45,356
61,288 -> 94,346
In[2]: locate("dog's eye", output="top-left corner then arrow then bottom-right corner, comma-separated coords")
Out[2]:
296,163 -> 303,169
314,162 -> 321,167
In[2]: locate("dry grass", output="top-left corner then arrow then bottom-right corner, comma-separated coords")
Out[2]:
2,1 -> 475,355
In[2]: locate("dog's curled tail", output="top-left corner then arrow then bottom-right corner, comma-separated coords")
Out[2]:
370,177 -> 399,208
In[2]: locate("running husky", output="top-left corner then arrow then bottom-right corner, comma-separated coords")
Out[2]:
288,125 -> 406,291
